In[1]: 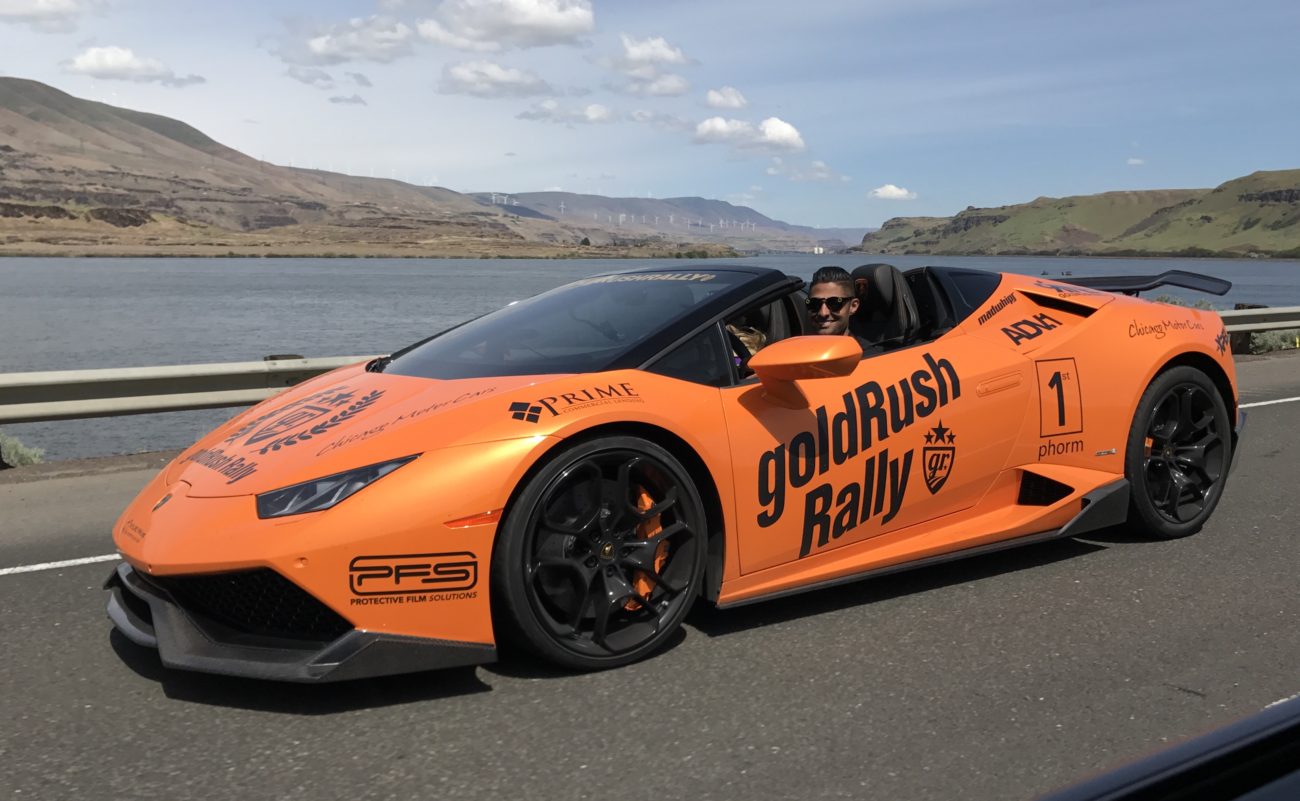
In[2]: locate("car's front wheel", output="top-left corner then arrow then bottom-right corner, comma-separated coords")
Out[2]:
1124,366 -> 1231,539
491,436 -> 707,670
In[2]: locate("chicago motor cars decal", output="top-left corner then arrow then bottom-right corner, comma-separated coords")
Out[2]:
316,386 -> 497,456
1127,317 -> 1206,340
754,352 -> 961,558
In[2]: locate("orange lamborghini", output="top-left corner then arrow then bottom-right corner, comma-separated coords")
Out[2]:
106,264 -> 1243,680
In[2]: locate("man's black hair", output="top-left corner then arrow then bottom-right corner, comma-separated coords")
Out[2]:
810,265 -> 854,294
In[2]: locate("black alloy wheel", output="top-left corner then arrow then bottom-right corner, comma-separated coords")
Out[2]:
1125,366 -> 1231,539
492,436 -> 706,669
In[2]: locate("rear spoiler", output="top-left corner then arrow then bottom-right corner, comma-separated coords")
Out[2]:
1062,270 -> 1231,297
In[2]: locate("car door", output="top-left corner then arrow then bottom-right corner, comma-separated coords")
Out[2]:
721,328 -> 1032,574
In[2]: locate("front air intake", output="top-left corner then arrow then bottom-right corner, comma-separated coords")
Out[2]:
151,569 -> 352,643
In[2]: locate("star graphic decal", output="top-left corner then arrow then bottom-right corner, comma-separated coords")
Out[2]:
928,421 -> 951,445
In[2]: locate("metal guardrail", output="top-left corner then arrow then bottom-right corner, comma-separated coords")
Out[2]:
0,355 -> 376,424
1219,305 -> 1300,333
0,306 -> 1297,426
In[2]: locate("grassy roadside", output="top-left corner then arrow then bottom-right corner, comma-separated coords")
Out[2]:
0,431 -> 44,467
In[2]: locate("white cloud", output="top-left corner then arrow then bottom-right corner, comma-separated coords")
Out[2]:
64,46 -> 205,87
694,116 -> 805,152
758,117 -> 805,150
518,99 -> 615,124
619,34 -> 687,66
417,0 -> 593,51
869,184 -> 918,200
694,116 -> 754,145
329,94 -> 367,105
605,33 -> 692,95
706,86 -> 747,109
286,66 -> 335,90
304,16 -> 413,65
347,71 -> 373,87
629,73 -> 690,97
628,109 -> 691,131
438,60 -> 553,97
0,0 -> 95,33
767,157 -> 848,182
1127,157 -> 1145,166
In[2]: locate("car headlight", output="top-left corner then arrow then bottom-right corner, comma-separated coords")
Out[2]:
256,455 -> 420,519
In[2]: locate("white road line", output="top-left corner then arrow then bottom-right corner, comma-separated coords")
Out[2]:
0,553 -> 120,577
1241,396 -> 1300,409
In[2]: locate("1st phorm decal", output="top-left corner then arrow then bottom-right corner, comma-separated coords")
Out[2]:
755,352 -> 961,558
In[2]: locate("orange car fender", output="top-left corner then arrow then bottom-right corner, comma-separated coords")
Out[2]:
529,369 -> 741,585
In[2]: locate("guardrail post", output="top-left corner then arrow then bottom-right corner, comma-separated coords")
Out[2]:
1230,304 -> 1267,355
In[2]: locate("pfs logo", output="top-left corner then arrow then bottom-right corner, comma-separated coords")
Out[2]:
349,552 -> 478,596
921,422 -> 956,494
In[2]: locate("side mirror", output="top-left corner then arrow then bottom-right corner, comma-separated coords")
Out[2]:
747,336 -> 862,408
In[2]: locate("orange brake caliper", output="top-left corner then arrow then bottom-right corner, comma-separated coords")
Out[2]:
625,486 -> 669,611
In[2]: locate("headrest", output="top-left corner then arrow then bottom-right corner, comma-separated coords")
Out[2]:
848,263 -> 919,348
853,263 -> 903,311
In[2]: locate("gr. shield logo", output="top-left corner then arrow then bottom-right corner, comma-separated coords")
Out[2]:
244,404 -> 334,445
922,421 -> 956,495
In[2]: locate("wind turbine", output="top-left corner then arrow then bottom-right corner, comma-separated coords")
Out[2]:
559,201 -> 566,214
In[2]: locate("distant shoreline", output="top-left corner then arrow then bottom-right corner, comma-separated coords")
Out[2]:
1,247 -> 1294,261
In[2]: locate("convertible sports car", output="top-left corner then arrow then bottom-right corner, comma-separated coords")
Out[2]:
106,263 -> 1243,680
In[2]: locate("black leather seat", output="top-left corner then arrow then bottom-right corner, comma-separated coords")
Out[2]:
849,263 -> 920,350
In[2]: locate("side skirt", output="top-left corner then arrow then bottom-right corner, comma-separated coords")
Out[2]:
717,478 -> 1130,609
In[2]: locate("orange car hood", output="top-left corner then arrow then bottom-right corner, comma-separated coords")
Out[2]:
171,365 -> 561,497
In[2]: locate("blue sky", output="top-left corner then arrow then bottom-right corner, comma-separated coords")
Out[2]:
1,0 -> 1297,227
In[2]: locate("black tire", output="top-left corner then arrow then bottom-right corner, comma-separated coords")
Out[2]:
491,436 -> 707,670
1124,366 -> 1231,539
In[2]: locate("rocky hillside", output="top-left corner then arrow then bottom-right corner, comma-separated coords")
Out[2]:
470,191 -> 870,252
860,170 -> 1300,257
0,77 -> 837,257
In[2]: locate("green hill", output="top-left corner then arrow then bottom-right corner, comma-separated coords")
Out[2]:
860,170 -> 1300,257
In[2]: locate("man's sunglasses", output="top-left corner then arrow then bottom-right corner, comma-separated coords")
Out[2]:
805,296 -> 853,313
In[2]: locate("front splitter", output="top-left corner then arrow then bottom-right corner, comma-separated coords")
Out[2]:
105,562 -> 496,682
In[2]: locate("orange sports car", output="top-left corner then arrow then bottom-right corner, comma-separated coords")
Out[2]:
106,263 -> 1243,680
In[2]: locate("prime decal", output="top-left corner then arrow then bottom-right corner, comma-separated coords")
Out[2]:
509,382 -> 641,423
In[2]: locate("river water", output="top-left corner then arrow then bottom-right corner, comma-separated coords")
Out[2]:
2,254 -> 1297,460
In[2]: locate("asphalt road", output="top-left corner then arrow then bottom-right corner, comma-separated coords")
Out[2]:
2,353 -> 1298,801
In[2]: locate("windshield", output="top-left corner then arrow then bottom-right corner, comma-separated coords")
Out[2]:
384,270 -> 750,379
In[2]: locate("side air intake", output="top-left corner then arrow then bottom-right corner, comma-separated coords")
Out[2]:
1018,471 -> 1074,506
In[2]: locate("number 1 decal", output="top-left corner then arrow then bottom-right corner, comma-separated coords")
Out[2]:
1035,358 -> 1083,437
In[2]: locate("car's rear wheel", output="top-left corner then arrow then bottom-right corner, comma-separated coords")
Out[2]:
492,436 -> 706,670
1124,366 -> 1231,539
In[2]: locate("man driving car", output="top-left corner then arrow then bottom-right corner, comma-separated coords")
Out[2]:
807,266 -> 860,335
